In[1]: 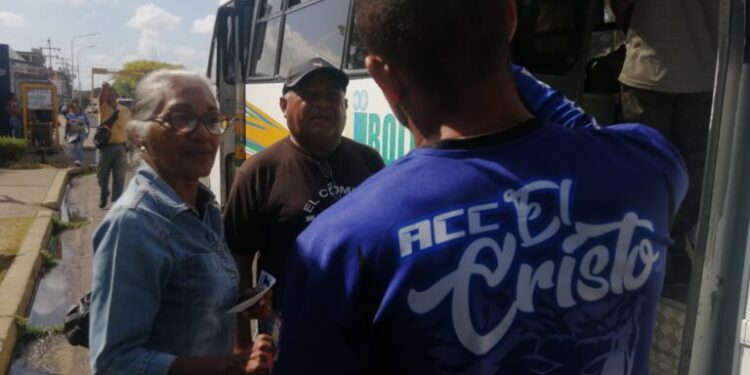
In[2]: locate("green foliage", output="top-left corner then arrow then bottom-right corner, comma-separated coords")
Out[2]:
40,249 -> 59,272
15,316 -> 64,346
0,137 -> 27,167
51,216 -> 91,236
111,60 -> 184,99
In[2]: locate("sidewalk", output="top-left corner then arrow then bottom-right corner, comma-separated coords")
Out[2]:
0,124 -> 95,374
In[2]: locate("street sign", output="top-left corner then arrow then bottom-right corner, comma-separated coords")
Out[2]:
91,67 -> 110,74
26,89 -> 53,109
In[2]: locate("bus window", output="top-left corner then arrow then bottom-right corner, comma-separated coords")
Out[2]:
250,17 -> 282,77
257,0 -> 284,18
511,0 -> 588,76
278,0 -> 351,75
345,8 -> 366,70
221,6 -> 238,84
286,0 -> 316,9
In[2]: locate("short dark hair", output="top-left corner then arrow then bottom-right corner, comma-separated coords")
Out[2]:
356,0 -> 510,107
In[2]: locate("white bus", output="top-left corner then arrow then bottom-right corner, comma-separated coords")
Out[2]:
207,1 -> 750,374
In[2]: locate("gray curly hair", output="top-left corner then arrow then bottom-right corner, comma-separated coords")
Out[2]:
127,69 -> 218,142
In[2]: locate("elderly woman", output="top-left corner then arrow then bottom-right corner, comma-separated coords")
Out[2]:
90,70 -> 272,375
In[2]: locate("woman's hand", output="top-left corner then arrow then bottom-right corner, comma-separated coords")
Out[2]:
243,334 -> 274,374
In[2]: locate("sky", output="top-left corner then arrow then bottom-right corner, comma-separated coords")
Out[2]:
0,0 -> 232,91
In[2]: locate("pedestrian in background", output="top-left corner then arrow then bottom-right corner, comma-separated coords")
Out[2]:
97,83 -> 130,209
7,94 -> 23,139
65,102 -> 89,166
612,0 -> 718,282
90,70 -> 273,375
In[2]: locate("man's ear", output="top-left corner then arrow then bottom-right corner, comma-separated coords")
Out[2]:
507,0 -> 518,41
366,55 -> 402,106
279,95 -> 288,117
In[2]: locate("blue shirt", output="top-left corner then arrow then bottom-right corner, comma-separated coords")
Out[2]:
513,65 -> 598,129
66,112 -> 90,137
90,165 -> 239,375
276,121 -> 687,374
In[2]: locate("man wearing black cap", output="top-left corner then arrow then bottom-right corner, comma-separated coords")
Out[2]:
223,57 -> 385,352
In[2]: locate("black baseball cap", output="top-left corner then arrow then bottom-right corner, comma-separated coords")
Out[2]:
283,57 -> 349,93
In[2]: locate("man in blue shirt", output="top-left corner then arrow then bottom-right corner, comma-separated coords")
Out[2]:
275,1 -> 687,374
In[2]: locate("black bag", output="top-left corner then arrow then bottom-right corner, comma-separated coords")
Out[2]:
93,110 -> 119,149
64,291 -> 91,347
93,126 -> 111,149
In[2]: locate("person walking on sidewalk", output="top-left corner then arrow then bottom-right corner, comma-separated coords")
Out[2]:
65,102 -> 90,166
97,83 -> 130,209
6,94 -> 23,139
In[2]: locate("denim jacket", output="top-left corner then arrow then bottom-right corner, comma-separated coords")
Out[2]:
90,164 -> 239,375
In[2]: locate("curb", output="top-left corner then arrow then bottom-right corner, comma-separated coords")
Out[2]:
0,165 -> 74,375
0,211 -> 54,375
42,168 -> 71,209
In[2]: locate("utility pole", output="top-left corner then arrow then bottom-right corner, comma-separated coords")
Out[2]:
40,38 -> 61,71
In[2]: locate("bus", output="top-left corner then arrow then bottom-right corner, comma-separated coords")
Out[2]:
207,1 -> 750,374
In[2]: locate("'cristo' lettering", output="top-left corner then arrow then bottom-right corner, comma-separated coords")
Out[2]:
403,179 -> 660,355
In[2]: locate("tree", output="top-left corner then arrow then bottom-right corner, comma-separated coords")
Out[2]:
110,60 -> 184,98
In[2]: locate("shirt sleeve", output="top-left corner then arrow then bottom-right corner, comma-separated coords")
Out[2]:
275,226 -> 379,374
612,124 -> 689,220
513,64 -> 599,129
90,208 -> 176,375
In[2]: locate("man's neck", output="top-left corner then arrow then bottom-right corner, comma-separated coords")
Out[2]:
410,71 -> 534,146
289,135 -> 341,157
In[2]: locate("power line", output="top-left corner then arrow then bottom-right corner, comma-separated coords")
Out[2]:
40,38 -> 61,71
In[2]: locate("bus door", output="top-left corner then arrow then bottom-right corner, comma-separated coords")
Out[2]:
681,0 -> 750,374
208,0 -> 256,205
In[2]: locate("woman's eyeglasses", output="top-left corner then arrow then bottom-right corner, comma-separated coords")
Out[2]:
151,111 -> 237,135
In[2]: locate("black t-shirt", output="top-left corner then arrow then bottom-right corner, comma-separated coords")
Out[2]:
223,137 -> 385,296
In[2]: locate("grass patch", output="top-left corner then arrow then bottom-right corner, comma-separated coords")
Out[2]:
14,316 -> 64,347
0,217 -> 34,285
51,216 -> 91,236
4,144 -> 68,170
0,137 -> 27,167
40,250 -> 58,272
5,161 -> 61,170
0,217 -> 34,255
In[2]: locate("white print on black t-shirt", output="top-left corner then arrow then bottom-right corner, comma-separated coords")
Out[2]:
400,179 -> 659,358
304,184 -> 355,223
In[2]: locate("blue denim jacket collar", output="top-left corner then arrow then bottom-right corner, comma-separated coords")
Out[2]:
134,163 -> 216,220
